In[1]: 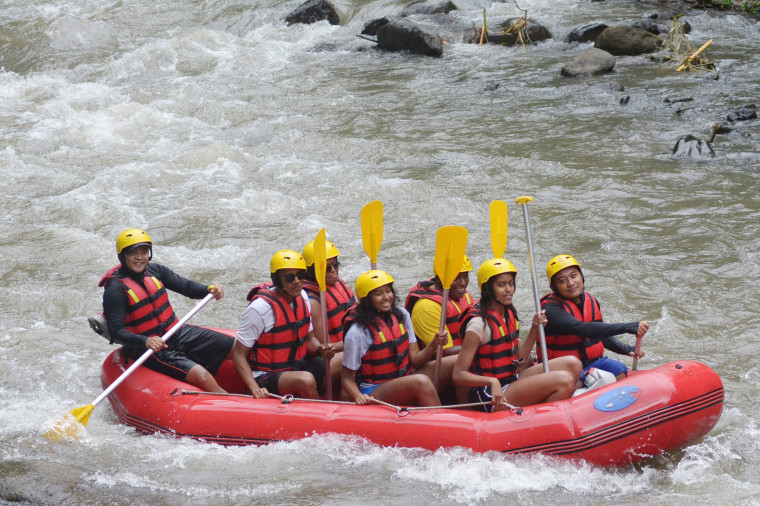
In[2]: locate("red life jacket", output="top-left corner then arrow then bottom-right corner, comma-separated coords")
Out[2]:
344,310 -> 411,384
99,265 -> 177,338
539,292 -> 604,364
302,278 -> 356,343
246,283 -> 311,372
459,304 -> 520,386
404,279 -> 474,346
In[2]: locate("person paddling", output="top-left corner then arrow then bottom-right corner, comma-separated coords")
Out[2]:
540,254 -> 648,390
99,228 -> 232,393
301,239 -> 356,395
453,258 -> 582,411
341,270 -> 447,407
233,250 -> 336,400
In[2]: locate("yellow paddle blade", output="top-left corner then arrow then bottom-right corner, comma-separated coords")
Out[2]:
489,200 -> 508,258
361,200 -> 383,266
433,226 -> 469,289
43,404 -> 94,441
314,228 -> 327,292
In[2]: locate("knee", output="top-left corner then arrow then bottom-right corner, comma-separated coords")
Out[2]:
296,372 -> 318,389
557,371 -> 577,397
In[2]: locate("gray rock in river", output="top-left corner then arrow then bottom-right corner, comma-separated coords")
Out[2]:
594,26 -> 664,56
672,134 -> 715,159
376,18 -> 444,57
561,48 -> 616,77
401,0 -> 458,16
565,23 -> 609,43
284,0 -> 341,25
467,18 -> 552,45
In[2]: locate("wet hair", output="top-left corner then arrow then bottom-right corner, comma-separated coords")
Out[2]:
271,271 -> 283,289
353,284 -> 404,329
479,272 -> 519,322
304,264 -> 317,282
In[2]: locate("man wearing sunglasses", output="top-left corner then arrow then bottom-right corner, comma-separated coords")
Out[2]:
233,249 -> 336,400
301,239 -> 357,395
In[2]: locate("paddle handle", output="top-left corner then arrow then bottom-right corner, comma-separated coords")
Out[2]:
319,291 -> 333,400
91,293 -> 215,408
632,336 -> 643,370
516,197 -> 550,373
433,288 -> 450,391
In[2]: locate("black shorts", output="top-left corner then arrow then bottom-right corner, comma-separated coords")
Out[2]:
129,325 -> 233,381
255,356 -> 326,396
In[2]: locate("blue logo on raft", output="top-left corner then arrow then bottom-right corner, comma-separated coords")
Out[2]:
593,386 -> 639,412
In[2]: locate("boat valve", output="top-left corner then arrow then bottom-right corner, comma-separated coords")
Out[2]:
280,394 -> 294,404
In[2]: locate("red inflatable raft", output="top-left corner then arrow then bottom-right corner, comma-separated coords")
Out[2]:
101,331 -> 723,467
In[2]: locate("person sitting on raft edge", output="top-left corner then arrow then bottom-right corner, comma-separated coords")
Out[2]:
99,228 -> 233,393
233,250 -> 336,400
453,258 -> 582,411
341,270 -> 450,407
540,254 -> 648,391
301,239 -> 356,395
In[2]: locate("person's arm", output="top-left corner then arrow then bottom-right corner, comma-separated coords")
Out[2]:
543,303 -> 640,341
410,299 -> 454,350
403,308 -> 442,368
518,310 -> 546,361
309,296 -> 343,353
231,339 -> 268,398
103,284 -> 157,349
453,323 -> 504,406
149,263 -> 220,300
341,325 -> 373,404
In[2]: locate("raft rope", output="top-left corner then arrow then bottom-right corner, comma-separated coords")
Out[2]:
170,389 -> 523,416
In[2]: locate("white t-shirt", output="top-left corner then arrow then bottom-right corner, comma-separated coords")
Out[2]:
342,308 -> 417,371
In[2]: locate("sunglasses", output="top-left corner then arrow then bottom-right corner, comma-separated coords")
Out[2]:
282,271 -> 306,284
326,261 -> 341,272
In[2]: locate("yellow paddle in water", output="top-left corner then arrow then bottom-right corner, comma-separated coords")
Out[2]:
313,228 -> 333,400
44,291 -> 216,441
490,200 -> 508,258
432,225 -> 468,391
515,196 -> 550,373
361,200 -> 383,270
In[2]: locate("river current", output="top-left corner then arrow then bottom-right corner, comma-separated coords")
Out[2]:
1,0 -> 759,504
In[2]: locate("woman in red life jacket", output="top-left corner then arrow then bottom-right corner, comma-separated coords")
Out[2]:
541,254 -> 648,385
301,239 -> 356,395
453,258 -> 582,412
341,270 -> 447,407
233,250 -> 336,400
100,228 -> 232,393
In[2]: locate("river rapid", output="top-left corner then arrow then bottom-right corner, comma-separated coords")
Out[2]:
1,0 -> 759,504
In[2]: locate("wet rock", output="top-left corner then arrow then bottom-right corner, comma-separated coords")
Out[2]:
620,95 -> 631,105
632,19 -> 662,35
401,0 -> 458,16
565,23 -> 609,43
484,81 -> 501,92
672,134 -> 715,159
595,26 -> 664,56
664,96 -> 694,103
285,0 -> 341,25
561,47 -> 616,77
727,104 -> 757,122
376,18 -> 444,57
362,16 -> 396,36
590,81 -> 625,92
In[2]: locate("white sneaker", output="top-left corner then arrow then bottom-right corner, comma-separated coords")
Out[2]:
572,367 -> 617,397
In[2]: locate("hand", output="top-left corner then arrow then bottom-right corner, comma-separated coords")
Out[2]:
317,344 -> 336,360
209,284 -> 224,300
637,320 -> 649,339
630,348 -> 646,359
532,310 -> 548,328
250,386 -> 269,399
355,394 -> 374,405
432,331 -> 449,348
145,336 -> 167,352
490,378 -> 504,406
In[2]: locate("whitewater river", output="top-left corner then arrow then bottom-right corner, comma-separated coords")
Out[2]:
1,0 -> 759,503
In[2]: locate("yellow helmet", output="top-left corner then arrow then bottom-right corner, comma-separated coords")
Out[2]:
270,250 -> 306,273
354,270 -> 394,299
461,254 -> 473,272
477,258 -> 517,287
116,228 -> 152,254
546,254 -> 581,281
302,240 -> 340,267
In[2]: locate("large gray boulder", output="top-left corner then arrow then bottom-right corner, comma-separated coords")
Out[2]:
401,0 -> 458,16
672,135 -> 715,159
561,48 -> 616,77
376,19 -> 443,57
285,0 -> 341,25
594,26 -> 664,55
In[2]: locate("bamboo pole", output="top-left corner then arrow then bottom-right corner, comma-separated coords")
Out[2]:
677,39 -> 713,72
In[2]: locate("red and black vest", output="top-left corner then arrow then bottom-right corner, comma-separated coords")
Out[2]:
459,304 -> 520,386
404,279 -> 474,346
302,278 -> 356,343
246,282 -> 311,372
540,292 -> 604,365
99,265 -> 178,339
344,310 -> 411,384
